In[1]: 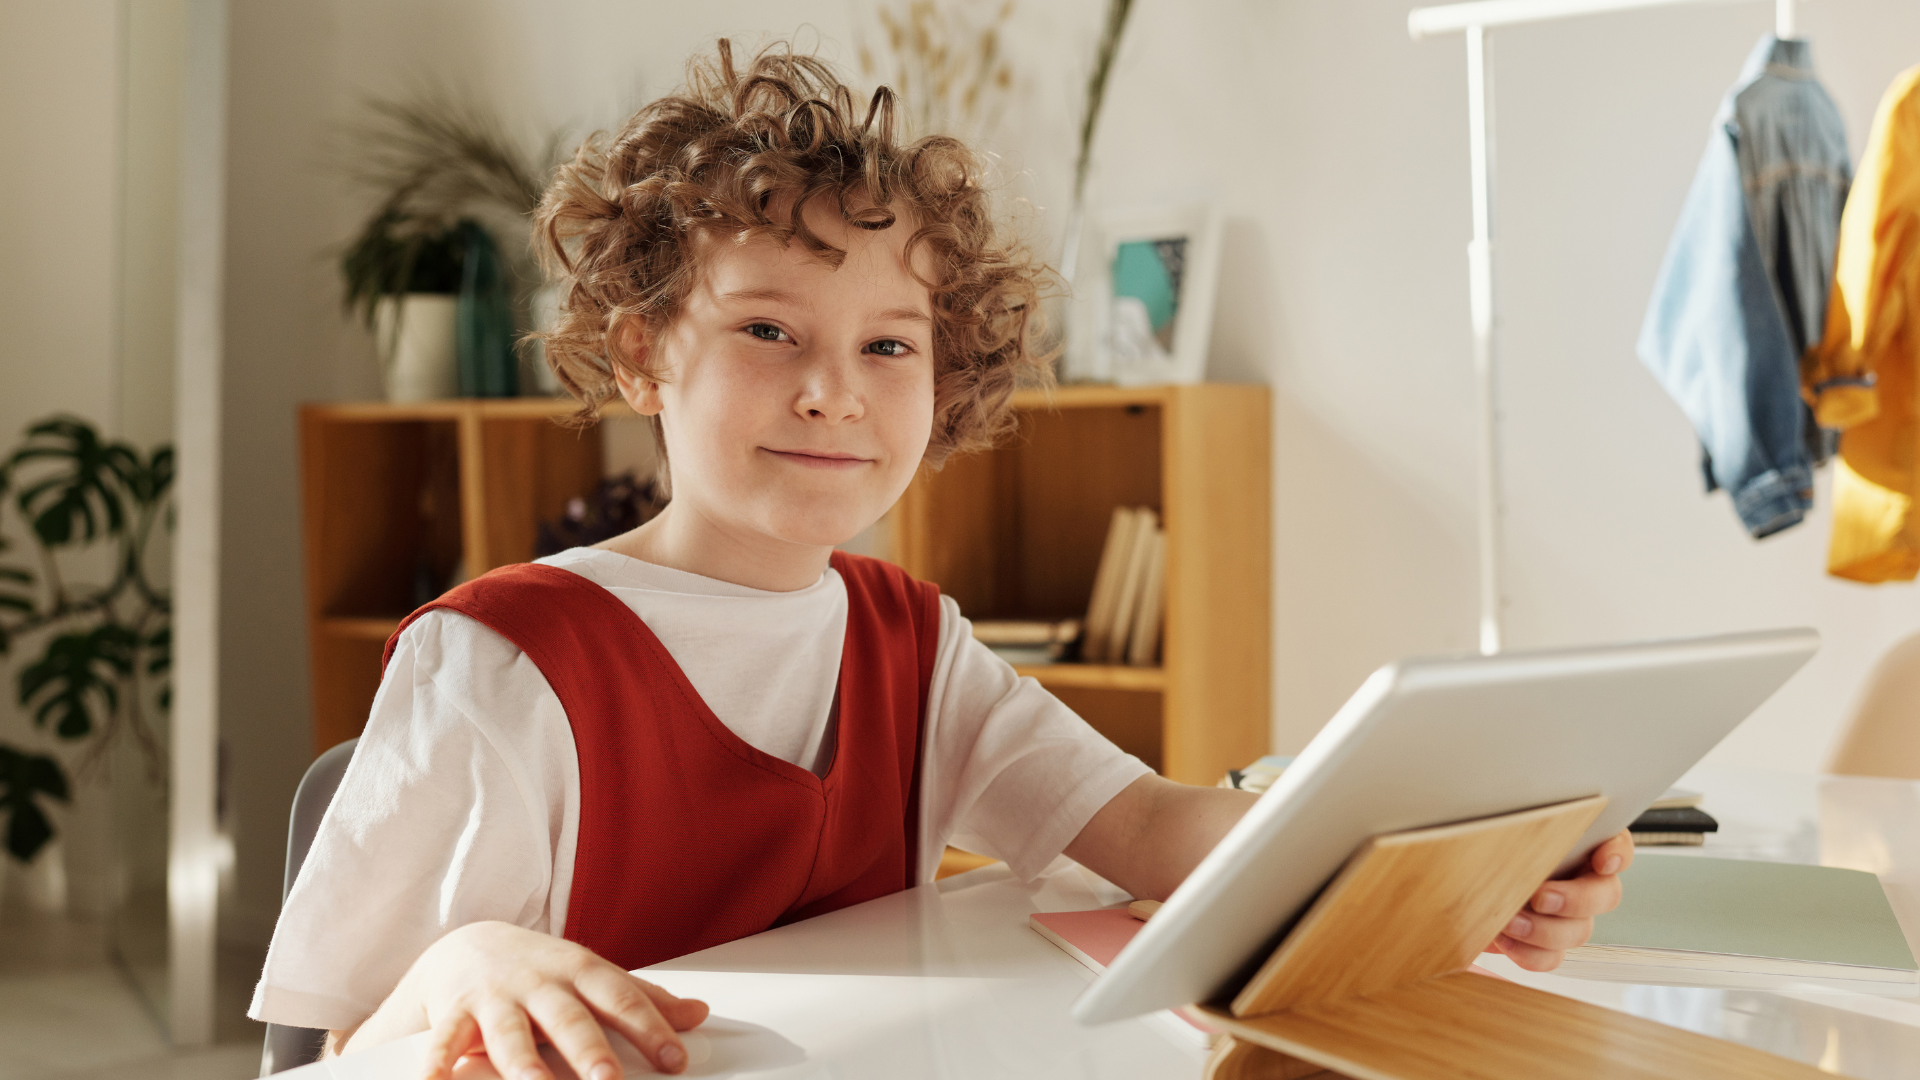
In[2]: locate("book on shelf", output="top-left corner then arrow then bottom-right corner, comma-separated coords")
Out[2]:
1125,526 -> 1167,667
1082,506 -> 1167,666
1558,855 -> 1919,995
1082,507 -> 1141,663
971,619 -> 1081,667
1104,508 -> 1158,664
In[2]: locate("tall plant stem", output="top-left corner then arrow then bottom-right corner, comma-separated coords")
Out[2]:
1073,0 -> 1134,203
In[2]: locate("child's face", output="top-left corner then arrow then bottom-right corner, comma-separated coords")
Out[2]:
618,200 -> 936,553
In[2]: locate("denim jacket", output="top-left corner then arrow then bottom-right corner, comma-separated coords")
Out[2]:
1639,36 -> 1852,539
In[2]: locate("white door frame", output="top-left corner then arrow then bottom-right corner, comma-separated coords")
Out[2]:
168,0 -> 227,1047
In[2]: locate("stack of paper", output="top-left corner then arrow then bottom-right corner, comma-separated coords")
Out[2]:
1559,855 -> 1919,995
971,619 -> 1082,666
1629,787 -> 1718,846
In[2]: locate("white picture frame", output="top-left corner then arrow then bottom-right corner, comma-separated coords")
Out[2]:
1065,202 -> 1223,386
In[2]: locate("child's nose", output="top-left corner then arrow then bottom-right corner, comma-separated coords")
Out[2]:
795,356 -> 864,422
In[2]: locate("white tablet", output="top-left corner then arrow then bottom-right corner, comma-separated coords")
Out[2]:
1073,628 -> 1819,1024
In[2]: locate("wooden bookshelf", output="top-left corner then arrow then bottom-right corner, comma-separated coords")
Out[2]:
300,384 -> 1272,786
299,397 -> 617,755
891,383 -> 1271,785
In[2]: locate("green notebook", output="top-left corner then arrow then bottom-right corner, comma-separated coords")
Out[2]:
1559,855 -> 1918,995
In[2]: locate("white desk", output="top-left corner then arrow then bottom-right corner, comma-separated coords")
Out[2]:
297,767 -> 1920,1079
282,857 -> 1205,1079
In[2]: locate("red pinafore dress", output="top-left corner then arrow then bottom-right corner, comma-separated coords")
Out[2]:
381,550 -> 941,969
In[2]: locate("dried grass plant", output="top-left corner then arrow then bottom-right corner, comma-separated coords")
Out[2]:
856,0 -> 1018,143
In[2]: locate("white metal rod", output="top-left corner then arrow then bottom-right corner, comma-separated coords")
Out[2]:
1777,0 -> 1797,37
1465,25 -> 1504,656
1412,0 -> 1751,38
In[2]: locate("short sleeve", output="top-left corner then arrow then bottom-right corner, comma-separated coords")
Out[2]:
247,612 -> 578,1031
917,596 -> 1153,882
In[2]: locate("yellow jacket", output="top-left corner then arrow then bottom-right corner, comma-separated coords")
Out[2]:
1815,66 -> 1920,583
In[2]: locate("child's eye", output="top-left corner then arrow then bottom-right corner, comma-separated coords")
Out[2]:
745,323 -> 789,342
866,339 -> 912,357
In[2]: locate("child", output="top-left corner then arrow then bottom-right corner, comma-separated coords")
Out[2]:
250,41 -> 1633,1080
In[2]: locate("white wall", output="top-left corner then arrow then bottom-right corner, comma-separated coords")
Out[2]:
1083,0 -> 1920,768
0,1 -> 127,913
216,0 -> 1920,938
0,2 -> 118,439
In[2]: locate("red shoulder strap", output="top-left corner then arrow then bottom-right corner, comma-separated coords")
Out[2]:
382,563 -> 627,673
826,551 -> 941,883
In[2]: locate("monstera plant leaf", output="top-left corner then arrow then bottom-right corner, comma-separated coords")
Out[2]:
0,563 -> 31,637
0,745 -> 68,861
146,625 -> 171,712
128,445 -> 174,509
19,624 -> 135,739
9,416 -> 140,548
0,465 -> 29,647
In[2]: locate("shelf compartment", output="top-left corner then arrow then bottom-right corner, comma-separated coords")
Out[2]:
1048,686 -> 1164,773
319,616 -> 404,641
897,401 -> 1162,621
893,383 -> 1271,785
311,631 -> 389,754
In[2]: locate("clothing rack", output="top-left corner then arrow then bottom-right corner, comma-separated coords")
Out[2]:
1407,0 -> 1801,654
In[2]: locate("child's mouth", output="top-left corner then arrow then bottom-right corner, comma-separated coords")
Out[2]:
763,448 -> 872,470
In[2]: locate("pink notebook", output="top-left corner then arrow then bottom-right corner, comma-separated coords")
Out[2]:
1029,908 -> 1146,972
1028,908 -> 1219,1044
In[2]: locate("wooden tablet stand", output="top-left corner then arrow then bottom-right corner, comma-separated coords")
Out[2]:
1192,795 -> 1835,1080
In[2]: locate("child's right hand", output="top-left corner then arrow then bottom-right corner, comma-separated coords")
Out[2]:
339,920 -> 709,1079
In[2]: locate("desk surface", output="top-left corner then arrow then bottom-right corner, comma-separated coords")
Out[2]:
298,765 -> 1920,1079
285,857 -> 1204,1079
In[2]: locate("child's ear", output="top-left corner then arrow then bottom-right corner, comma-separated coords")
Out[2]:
610,318 -> 664,417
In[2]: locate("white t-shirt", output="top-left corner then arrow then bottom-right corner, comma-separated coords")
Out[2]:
250,549 -> 1150,1031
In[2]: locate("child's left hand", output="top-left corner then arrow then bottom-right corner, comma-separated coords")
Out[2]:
1487,830 -> 1635,970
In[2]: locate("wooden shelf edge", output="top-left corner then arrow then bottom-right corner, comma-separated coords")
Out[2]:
1009,381 -> 1270,413
1013,663 -> 1166,692
1011,384 -> 1172,411
301,398 -> 633,423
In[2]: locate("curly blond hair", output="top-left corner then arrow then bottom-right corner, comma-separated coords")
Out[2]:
532,39 -> 1053,468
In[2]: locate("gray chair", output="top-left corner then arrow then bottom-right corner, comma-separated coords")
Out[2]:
260,737 -> 358,1076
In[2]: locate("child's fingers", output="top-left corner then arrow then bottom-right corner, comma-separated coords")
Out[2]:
631,977 -> 710,1031
1590,830 -> 1635,876
524,986 -> 622,1080
1490,933 -> 1569,972
474,998 -> 552,1080
1531,867 -> 1622,920
577,967 -> 692,1074
419,1013 -> 481,1080
1501,909 -> 1594,954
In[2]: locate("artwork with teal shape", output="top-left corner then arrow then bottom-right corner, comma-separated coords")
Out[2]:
1067,201 -> 1221,386
1109,237 -> 1188,365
